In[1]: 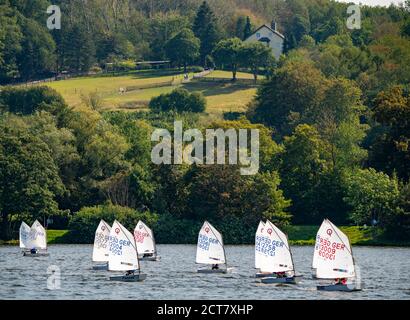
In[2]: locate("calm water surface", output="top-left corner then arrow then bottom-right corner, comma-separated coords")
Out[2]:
0,245 -> 409,299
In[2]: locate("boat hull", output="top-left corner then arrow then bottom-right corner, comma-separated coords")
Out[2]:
260,275 -> 302,284
109,273 -> 147,282
256,272 -> 276,278
92,263 -> 108,270
23,251 -> 49,257
139,255 -> 161,261
197,267 -> 233,274
317,284 -> 361,292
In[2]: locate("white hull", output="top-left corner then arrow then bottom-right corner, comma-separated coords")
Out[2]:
260,275 -> 302,284
109,273 -> 147,282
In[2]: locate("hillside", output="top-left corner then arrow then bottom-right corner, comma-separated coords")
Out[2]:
44,69 -> 260,113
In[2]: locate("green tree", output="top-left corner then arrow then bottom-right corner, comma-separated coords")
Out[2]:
243,16 -> 252,40
149,88 -> 206,113
280,124 -> 331,223
186,165 -> 290,226
17,18 -> 56,80
0,116 -> 65,239
369,86 -> 410,180
343,168 -> 400,227
239,41 -> 274,81
62,24 -> 95,73
192,1 -> 220,65
252,60 -> 328,137
212,37 -> 244,81
0,3 -> 23,83
165,28 -> 200,73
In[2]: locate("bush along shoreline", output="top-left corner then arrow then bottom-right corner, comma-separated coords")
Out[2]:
2,223 -> 410,247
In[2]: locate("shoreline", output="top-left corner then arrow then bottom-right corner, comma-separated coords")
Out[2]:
2,228 -> 410,247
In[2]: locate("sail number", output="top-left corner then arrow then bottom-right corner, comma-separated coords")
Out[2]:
198,234 -> 218,251
316,236 -> 346,260
109,237 -> 132,256
95,232 -> 109,249
255,235 -> 284,256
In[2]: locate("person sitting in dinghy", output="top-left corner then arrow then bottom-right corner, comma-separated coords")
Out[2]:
275,272 -> 286,278
125,270 -> 135,276
334,278 -> 347,285
30,248 -> 37,254
212,264 -> 219,270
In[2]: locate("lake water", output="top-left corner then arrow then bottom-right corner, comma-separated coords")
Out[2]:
0,245 -> 409,300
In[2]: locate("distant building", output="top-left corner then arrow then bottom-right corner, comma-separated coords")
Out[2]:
244,20 -> 285,60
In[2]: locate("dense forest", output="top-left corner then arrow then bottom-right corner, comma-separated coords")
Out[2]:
0,0 -> 410,243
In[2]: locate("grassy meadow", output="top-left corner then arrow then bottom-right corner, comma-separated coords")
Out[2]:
44,69 -> 260,114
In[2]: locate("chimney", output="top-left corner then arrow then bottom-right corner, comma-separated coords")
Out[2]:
271,20 -> 277,31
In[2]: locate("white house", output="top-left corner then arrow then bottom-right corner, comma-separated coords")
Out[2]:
244,21 -> 285,60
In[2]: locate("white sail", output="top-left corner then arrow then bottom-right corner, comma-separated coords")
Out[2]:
258,220 -> 294,273
29,220 -> 47,250
19,222 -> 31,249
108,220 -> 139,271
313,219 -> 355,279
134,221 -> 156,255
255,221 -> 266,269
92,220 -> 111,262
196,221 -> 226,265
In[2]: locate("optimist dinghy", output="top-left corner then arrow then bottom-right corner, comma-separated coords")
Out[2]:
256,220 -> 302,284
134,221 -> 160,261
92,220 -> 111,270
22,220 -> 49,257
313,219 -> 362,292
19,222 -> 31,254
108,220 -> 146,282
196,221 -> 232,274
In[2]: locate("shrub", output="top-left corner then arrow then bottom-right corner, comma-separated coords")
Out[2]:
149,88 -> 206,113
68,203 -> 158,243
0,86 -> 67,115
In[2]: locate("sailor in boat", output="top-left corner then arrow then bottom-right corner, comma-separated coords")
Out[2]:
143,253 -> 153,258
125,270 -> 135,276
30,248 -> 38,255
212,264 -> 219,270
334,278 -> 347,285
275,271 -> 286,278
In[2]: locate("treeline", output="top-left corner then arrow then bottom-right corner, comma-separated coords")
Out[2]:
2,0 -> 409,83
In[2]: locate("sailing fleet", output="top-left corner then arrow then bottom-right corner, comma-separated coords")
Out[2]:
18,218 -> 362,291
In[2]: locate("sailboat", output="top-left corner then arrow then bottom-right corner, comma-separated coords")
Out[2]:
313,219 -> 362,292
92,220 -> 111,270
19,222 -> 31,253
257,220 -> 302,284
196,221 -> 231,273
23,220 -> 49,257
107,220 -> 146,282
134,220 -> 160,261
